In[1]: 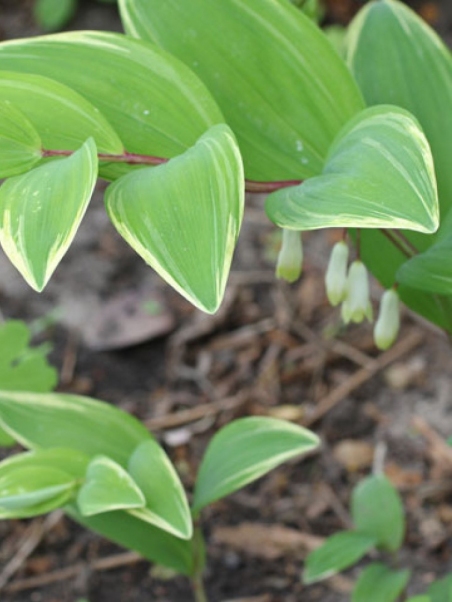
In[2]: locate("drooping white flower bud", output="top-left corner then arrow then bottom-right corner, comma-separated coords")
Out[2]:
325,240 -> 349,306
374,288 -> 400,350
341,260 -> 373,324
276,228 -> 303,283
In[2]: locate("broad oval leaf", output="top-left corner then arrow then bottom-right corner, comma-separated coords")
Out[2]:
77,455 -> 145,516
0,70 -> 122,155
0,320 -> 57,393
352,564 -> 411,602
352,475 -> 405,552
34,0 -> 77,32
127,440 -> 192,540
192,417 -> 319,515
396,235 -> 452,295
346,0 -> 452,222
119,0 -> 365,180
0,101 -> 41,177
304,531 -> 376,584
105,124 -> 244,314
406,597 -> 431,602
69,507 -> 195,576
428,575 -> 452,602
344,0 -> 452,333
0,32 -> 223,180
0,138 -> 98,291
266,105 -> 438,234
0,465 -> 77,519
0,391 -> 151,467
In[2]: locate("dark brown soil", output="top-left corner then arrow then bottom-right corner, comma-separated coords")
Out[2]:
0,1 -> 452,601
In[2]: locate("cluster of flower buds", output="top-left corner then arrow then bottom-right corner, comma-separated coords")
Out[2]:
275,232 -> 401,350
325,241 -> 400,350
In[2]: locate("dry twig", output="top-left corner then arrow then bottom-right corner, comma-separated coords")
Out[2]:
304,329 -> 424,426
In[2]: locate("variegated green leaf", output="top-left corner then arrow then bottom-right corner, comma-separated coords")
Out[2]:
0,101 -> 41,177
127,440 -> 192,540
346,0 -> 452,221
0,391 -> 151,467
266,106 -> 438,233
0,71 -> 122,155
69,507 -> 195,575
192,417 -> 319,515
105,124 -> 244,313
0,32 -> 223,180
0,138 -> 98,291
77,456 -> 146,516
345,0 -> 452,333
119,0 -> 364,180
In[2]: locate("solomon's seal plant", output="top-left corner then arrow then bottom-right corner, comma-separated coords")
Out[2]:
0,0 -> 447,349
0,0 -> 450,598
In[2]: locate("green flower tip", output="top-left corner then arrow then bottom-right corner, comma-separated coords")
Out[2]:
325,240 -> 349,306
341,260 -> 373,324
374,288 -> 400,350
276,228 -> 303,283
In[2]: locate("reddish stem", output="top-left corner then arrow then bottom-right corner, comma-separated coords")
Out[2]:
244,179 -> 302,193
41,147 -> 302,192
41,148 -> 168,166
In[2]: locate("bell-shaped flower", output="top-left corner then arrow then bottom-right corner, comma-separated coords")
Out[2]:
276,228 -> 303,283
325,240 -> 349,306
341,260 -> 373,324
374,288 -> 400,350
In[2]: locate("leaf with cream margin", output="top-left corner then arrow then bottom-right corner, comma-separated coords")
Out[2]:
127,440 -> 192,540
346,0 -> 452,223
344,0 -> 452,332
192,417 -> 319,515
0,70 -> 123,156
0,447 -> 84,520
0,465 -> 77,519
0,101 -> 42,178
0,391 -> 151,467
0,32 -> 223,180
77,456 -> 146,516
119,0 -> 365,180
70,508 -> 195,575
0,137 -> 98,291
105,124 -> 244,313
266,105 -> 438,234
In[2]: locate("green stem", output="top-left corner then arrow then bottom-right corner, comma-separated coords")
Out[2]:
41,147 -> 302,193
190,522 -> 209,602
192,574 -> 208,602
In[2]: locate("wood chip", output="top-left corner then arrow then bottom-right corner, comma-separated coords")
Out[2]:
212,523 -> 323,560
333,440 -> 374,472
